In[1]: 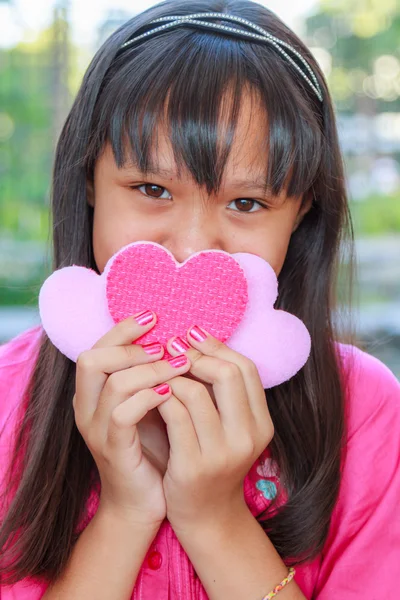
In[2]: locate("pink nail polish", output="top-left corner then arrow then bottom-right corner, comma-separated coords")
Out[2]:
153,383 -> 170,395
134,310 -> 154,326
167,354 -> 188,368
142,342 -> 162,355
171,337 -> 190,353
189,325 -> 208,342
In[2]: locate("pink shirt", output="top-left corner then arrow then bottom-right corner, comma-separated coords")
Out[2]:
1,325 -> 399,599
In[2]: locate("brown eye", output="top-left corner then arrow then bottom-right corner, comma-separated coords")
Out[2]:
236,199 -> 254,212
143,184 -> 166,198
131,183 -> 171,199
229,198 -> 264,213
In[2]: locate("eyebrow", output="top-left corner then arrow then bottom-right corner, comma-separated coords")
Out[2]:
122,165 -> 271,194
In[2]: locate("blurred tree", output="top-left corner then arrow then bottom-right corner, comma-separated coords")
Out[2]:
306,0 -> 400,113
0,46 -> 51,240
306,0 -> 400,235
0,4 -> 73,242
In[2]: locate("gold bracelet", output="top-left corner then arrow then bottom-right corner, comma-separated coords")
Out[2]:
262,567 -> 296,599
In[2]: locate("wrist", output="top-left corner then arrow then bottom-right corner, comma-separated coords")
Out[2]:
169,495 -> 251,541
97,500 -> 165,534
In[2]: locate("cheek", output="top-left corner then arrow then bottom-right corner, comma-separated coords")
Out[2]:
248,223 -> 294,276
92,220 -> 117,273
270,235 -> 293,276
90,199 -> 127,272
91,199 -> 161,273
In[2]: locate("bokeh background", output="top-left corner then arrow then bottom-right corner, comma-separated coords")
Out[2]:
0,0 -> 399,378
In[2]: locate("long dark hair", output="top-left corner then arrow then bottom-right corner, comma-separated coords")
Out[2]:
0,0 -> 357,585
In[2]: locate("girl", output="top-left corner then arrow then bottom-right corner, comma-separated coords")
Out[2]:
1,1 -> 399,598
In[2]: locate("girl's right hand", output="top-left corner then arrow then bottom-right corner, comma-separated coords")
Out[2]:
72,311 -> 191,528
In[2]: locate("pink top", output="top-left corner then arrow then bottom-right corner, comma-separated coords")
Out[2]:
0,326 -> 399,599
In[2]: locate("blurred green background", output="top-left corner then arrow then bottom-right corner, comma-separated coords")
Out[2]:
0,0 -> 399,377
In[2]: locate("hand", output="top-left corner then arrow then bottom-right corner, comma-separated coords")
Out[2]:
72,313 -> 191,528
156,326 -> 274,532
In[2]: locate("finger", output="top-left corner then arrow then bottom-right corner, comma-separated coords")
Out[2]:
190,355 -> 254,441
74,341 -> 165,429
107,385 -> 171,450
74,311 -> 160,425
166,336 -> 252,435
91,355 -> 191,440
157,392 -> 201,463
93,311 -> 157,349
167,336 -> 213,400
185,325 -> 269,425
165,376 -> 224,455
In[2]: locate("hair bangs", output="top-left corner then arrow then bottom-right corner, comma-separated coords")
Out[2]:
88,26 -> 323,200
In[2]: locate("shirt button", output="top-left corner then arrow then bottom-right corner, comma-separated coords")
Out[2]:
147,550 -> 162,570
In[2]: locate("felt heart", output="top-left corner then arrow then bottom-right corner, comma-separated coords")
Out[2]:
38,241 -> 312,388
105,242 -> 248,347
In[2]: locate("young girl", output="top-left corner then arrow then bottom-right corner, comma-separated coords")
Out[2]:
1,1 -> 399,598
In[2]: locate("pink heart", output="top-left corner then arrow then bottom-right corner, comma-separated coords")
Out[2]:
104,242 -> 248,348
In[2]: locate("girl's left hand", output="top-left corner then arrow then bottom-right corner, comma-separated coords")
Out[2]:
157,325 -> 274,532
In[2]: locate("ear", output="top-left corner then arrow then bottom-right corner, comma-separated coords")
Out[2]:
86,178 -> 95,208
292,193 -> 313,233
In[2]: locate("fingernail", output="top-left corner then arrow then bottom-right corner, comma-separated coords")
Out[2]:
154,383 -> 170,395
167,354 -> 188,368
170,337 -> 190,353
134,310 -> 154,326
142,342 -> 163,355
189,325 -> 208,342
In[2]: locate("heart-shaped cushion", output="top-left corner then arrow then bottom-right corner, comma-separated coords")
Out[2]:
38,241 -> 311,388
105,242 -> 248,347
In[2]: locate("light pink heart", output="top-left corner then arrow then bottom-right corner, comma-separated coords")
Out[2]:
39,241 -> 312,388
256,458 -> 279,479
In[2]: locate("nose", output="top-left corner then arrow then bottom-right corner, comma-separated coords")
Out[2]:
160,212 -> 224,263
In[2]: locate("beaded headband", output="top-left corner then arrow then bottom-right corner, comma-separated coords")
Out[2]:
120,12 -> 323,103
